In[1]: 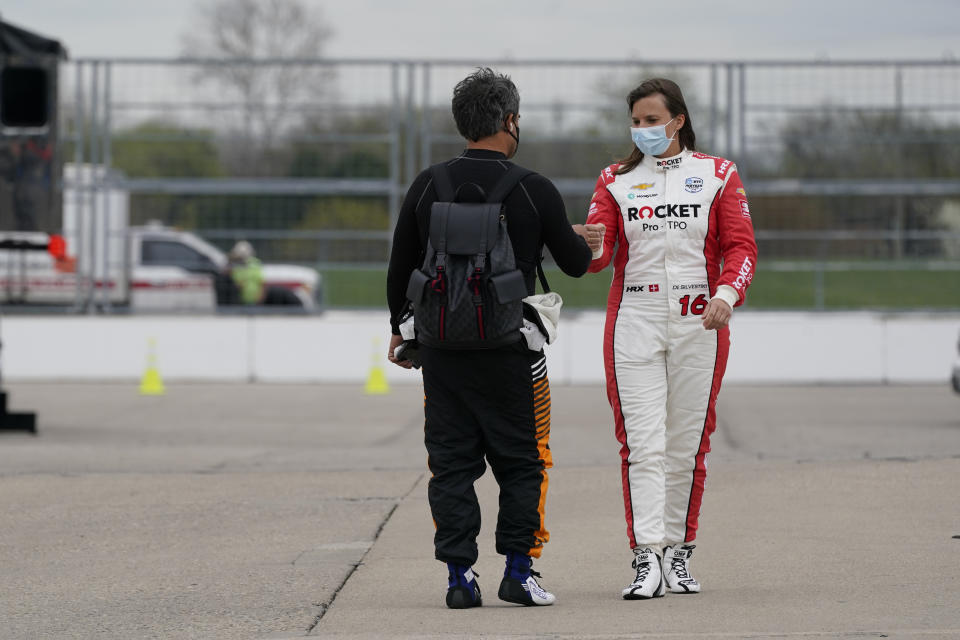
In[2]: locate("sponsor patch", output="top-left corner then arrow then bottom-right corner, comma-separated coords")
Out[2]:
684,177 -> 703,193
626,204 -> 702,220
625,284 -> 661,293
739,200 -> 751,218
733,256 -> 754,291
736,187 -> 746,197
631,182 -> 655,190
656,157 -> 683,170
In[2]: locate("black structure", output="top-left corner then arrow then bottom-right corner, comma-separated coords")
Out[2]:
0,16 -> 67,233
0,18 -> 65,434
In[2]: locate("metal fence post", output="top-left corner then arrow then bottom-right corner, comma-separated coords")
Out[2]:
87,60 -> 100,314
387,62 -> 401,253
725,63 -> 735,157
709,63 -> 719,153
71,61 -> 85,312
893,65 -> 905,260
100,61 -> 112,312
420,62 -> 432,172
404,63 -> 416,187
738,63 -> 747,173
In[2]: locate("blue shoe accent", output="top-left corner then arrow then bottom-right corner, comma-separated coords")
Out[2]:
504,551 -> 532,581
446,563 -> 482,609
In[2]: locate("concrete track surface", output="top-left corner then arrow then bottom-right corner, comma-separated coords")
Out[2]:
1,382 -> 958,639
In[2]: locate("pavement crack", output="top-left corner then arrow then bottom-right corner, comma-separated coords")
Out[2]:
305,472 -> 425,633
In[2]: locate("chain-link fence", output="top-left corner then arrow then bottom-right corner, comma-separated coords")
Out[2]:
53,59 -> 960,310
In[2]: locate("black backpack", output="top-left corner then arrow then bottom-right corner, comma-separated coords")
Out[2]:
405,163 -> 533,349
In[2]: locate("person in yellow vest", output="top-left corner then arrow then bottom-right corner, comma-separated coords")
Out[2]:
228,240 -> 265,305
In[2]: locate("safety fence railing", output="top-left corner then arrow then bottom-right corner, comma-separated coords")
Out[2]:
3,57 -> 958,312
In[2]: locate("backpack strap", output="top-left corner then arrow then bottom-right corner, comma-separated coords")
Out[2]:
488,164 -> 552,293
485,164 -> 533,204
536,258 -> 551,293
429,163 -> 456,202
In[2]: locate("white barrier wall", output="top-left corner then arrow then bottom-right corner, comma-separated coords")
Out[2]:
2,311 -> 958,384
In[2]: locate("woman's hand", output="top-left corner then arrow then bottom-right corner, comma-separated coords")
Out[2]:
701,297 -> 732,330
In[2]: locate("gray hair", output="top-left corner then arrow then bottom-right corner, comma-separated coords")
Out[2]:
451,68 -> 520,142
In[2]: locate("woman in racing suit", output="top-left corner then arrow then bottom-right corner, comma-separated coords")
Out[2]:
586,78 -> 757,599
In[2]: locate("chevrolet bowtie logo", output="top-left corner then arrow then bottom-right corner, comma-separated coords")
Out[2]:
631,183 -> 655,190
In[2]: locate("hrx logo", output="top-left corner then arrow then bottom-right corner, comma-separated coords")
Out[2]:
625,284 -> 660,293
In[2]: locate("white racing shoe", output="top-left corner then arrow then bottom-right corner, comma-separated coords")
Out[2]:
662,544 -> 701,593
621,547 -> 665,600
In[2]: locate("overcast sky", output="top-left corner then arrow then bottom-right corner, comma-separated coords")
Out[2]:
2,0 -> 958,61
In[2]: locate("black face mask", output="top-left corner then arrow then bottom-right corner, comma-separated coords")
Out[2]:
505,119 -> 520,157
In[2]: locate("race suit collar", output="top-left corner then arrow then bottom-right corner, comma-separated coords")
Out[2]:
460,148 -> 509,160
643,149 -> 688,173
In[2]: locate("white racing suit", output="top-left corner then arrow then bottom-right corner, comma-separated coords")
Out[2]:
586,149 -> 757,549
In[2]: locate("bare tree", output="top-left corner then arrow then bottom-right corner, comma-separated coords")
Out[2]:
180,0 -> 335,174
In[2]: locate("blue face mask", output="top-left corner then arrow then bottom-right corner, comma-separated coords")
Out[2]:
630,117 -> 676,156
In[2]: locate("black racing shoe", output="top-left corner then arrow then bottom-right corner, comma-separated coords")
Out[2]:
497,551 -> 556,606
446,564 -> 482,609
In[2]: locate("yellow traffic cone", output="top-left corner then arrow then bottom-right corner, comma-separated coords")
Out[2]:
140,338 -> 166,396
365,338 -> 390,395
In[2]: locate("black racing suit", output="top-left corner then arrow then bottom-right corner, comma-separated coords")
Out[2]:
387,148 -> 592,566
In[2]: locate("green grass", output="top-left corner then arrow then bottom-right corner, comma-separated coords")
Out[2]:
318,266 -> 960,310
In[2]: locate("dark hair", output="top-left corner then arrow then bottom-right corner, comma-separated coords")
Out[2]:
616,78 -> 697,175
451,67 -> 520,142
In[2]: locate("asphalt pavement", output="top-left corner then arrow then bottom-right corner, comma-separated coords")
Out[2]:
1,382 -> 958,639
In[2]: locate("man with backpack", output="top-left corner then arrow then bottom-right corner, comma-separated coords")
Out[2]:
386,67 -> 604,609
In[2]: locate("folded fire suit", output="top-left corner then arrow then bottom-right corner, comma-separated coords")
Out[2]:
586,149 -> 757,549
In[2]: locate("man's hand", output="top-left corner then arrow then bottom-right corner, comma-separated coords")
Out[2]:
702,298 -> 732,330
387,334 -> 413,369
573,223 -> 606,253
